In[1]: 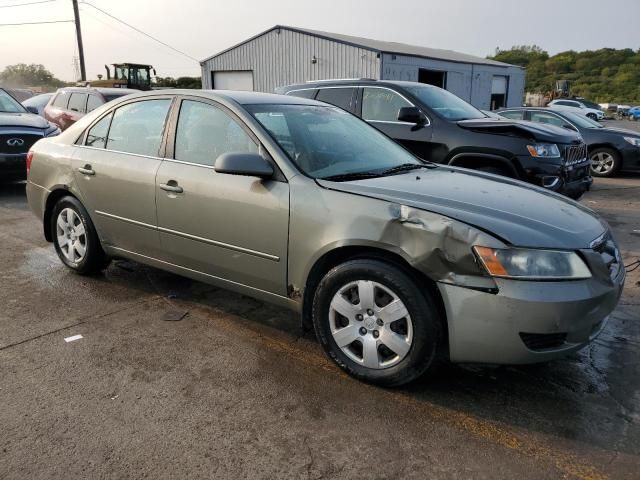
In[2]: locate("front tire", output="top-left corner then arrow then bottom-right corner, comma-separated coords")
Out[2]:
590,147 -> 620,177
587,113 -> 598,121
312,259 -> 444,387
51,196 -> 110,275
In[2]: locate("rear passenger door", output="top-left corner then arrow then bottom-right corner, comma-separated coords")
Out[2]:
67,92 -> 88,125
71,97 -> 173,258
155,97 -> 289,295
359,86 -> 434,160
314,87 -> 357,113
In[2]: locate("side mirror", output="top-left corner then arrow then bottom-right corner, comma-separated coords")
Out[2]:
26,106 -> 39,115
397,106 -> 426,124
214,152 -> 274,179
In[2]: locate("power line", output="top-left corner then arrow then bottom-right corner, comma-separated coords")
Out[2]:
79,1 -> 200,62
0,19 -> 73,26
0,0 -> 56,8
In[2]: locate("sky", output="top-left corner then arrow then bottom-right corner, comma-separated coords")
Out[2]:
1,0 -> 639,82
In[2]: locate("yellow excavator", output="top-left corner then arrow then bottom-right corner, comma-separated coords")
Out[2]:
80,63 -> 157,91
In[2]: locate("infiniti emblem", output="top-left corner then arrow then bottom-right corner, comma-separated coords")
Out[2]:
7,138 -> 24,147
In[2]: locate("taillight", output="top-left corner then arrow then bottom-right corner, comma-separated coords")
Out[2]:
26,150 -> 34,176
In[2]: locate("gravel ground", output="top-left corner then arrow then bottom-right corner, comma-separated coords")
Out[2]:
0,162 -> 638,478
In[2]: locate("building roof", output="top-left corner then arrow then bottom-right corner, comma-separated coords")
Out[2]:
202,25 -> 516,68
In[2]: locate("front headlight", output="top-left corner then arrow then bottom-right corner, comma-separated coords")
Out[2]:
526,143 -> 560,158
473,246 -> 592,280
624,136 -> 640,147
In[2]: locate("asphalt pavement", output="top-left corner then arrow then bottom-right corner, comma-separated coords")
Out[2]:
0,162 -> 638,479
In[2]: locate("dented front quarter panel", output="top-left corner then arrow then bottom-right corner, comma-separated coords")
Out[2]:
287,175 -> 503,300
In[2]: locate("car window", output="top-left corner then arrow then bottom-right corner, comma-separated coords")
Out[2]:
174,100 -> 258,166
68,93 -> 87,113
52,91 -> 70,109
362,87 -> 412,122
0,89 -> 27,113
287,89 -> 316,99
85,112 -> 113,148
497,110 -> 523,120
248,104 -> 422,179
315,88 -> 355,111
529,111 -> 566,127
106,99 -> 171,156
86,94 -> 103,112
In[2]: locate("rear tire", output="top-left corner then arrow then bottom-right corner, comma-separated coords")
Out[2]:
590,147 -> 620,177
51,196 -> 110,275
312,259 -> 444,387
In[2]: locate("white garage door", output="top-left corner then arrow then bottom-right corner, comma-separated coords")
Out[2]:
212,71 -> 254,91
491,76 -> 508,94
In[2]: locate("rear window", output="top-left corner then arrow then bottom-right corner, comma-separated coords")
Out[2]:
315,88 -> 355,111
86,94 -> 103,112
52,91 -> 70,109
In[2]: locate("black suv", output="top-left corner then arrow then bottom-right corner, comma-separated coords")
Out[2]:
278,80 -> 592,198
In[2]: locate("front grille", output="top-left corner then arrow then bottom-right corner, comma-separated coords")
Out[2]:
0,133 -> 43,154
520,332 -> 568,351
562,143 -> 588,166
591,232 -> 621,279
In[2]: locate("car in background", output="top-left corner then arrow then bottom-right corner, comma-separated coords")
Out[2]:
22,93 -> 54,117
44,86 -> 138,131
548,99 -> 605,121
26,90 -> 624,386
497,107 -> 640,177
279,79 -> 592,198
628,106 -> 640,121
0,88 -> 60,182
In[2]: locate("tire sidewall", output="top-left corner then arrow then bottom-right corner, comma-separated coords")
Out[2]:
51,196 -> 104,274
312,259 -> 442,386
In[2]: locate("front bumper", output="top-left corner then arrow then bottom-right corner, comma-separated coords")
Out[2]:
0,152 -> 27,181
438,267 -> 624,364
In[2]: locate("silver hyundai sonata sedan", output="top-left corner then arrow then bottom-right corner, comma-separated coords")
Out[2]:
26,90 -> 624,386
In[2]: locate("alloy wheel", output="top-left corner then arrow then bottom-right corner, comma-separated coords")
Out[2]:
329,280 -> 413,369
590,152 -> 615,175
56,208 -> 87,263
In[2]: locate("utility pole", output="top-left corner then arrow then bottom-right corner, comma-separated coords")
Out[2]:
71,0 -> 86,81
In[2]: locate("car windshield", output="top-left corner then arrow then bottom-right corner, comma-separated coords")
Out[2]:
403,85 -> 485,121
563,111 -> 603,128
247,104 -> 424,179
0,89 -> 27,113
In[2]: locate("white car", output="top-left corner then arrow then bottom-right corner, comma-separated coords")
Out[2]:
548,99 -> 605,121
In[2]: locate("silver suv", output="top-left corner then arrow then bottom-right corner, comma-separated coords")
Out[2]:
26,90 -> 624,386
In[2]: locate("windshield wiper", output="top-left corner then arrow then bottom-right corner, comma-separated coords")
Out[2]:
379,163 -> 434,175
321,171 -> 383,182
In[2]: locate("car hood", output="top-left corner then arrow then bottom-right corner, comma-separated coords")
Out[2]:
457,118 -> 581,143
0,112 -> 49,129
317,167 -> 606,249
590,126 -> 640,138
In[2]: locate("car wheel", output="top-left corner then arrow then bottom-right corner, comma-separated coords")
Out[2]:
590,148 -> 620,177
51,196 -> 110,274
587,113 -> 597,121
312,259 -> 444,386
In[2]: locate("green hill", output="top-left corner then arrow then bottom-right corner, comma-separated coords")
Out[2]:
489,46 -> 640,104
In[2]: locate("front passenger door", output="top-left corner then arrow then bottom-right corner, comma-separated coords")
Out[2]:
360,87 -> 434,160
155,98 -> 289,295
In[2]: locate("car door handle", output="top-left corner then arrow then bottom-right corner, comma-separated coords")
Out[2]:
159,182 -> 183,194
78,165 -> 95,176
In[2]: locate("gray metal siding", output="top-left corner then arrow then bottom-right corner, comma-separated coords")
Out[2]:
201,29 -> 380,92
381,53 -> 525,110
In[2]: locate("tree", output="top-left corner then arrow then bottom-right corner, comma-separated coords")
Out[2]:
154,76 -> 201,89
0,63 -> 66,89
488,47 -> 640,103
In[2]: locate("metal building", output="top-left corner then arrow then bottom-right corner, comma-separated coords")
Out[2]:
200,26 -> 526,110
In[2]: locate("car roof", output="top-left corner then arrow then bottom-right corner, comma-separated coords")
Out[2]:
57,87 -> 139,95
282,79 -> 442,91
113,89 -> 327,106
